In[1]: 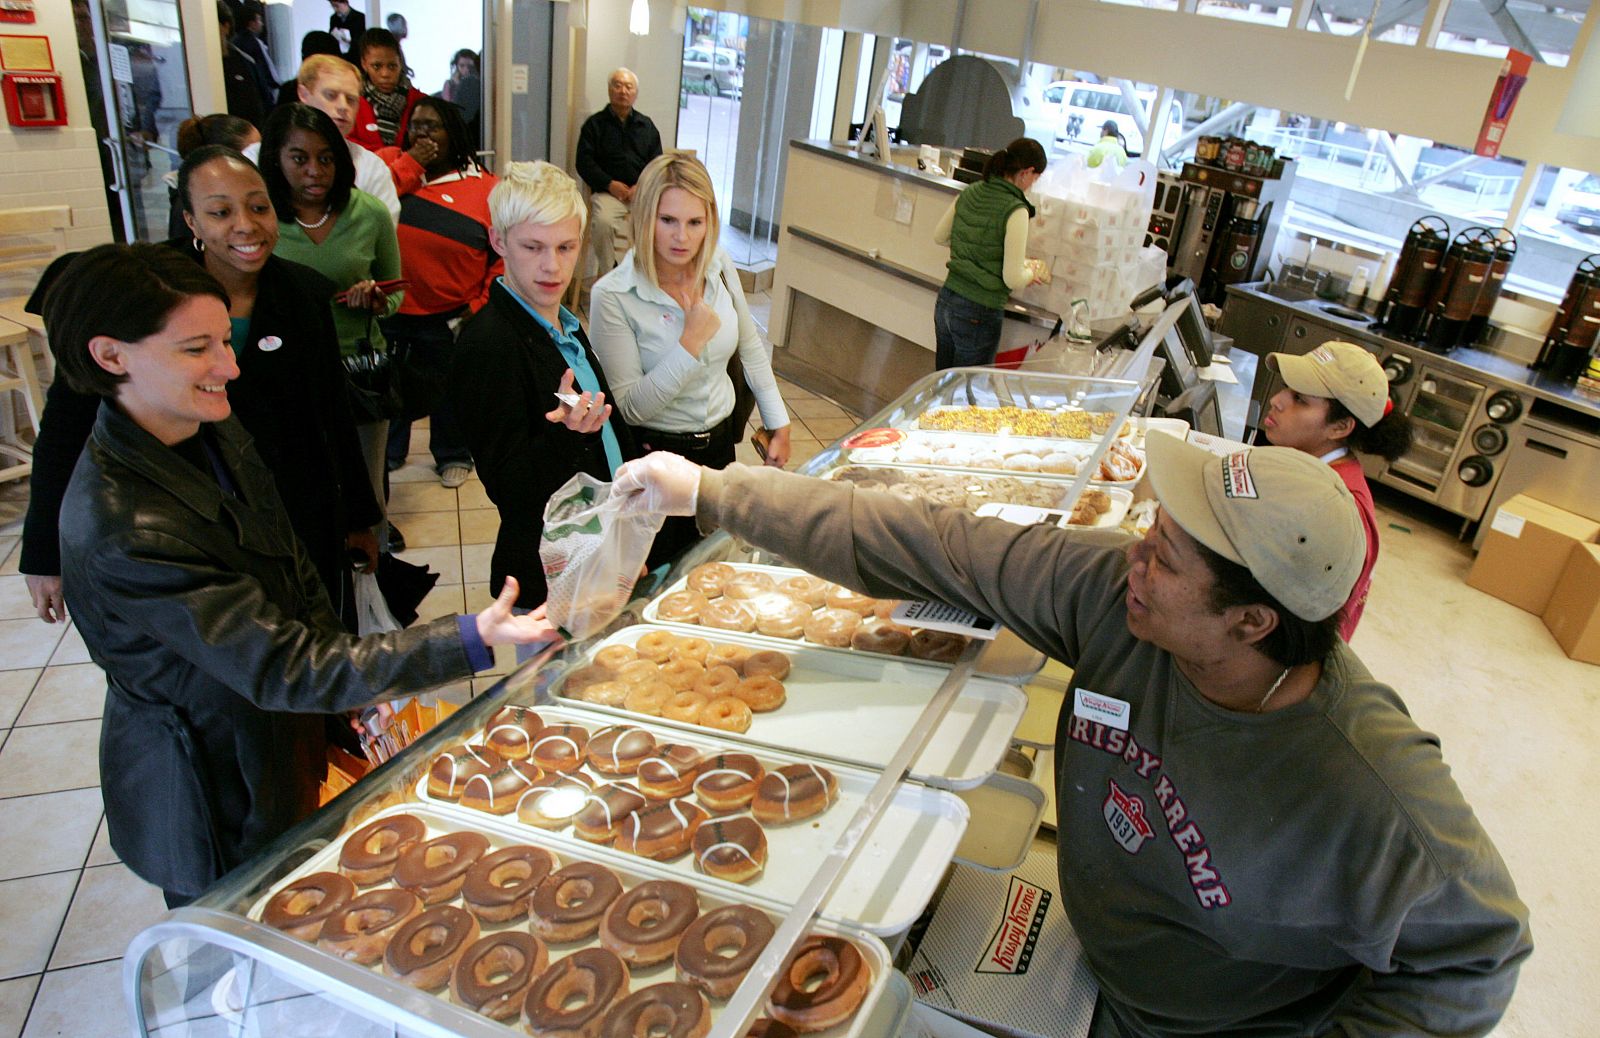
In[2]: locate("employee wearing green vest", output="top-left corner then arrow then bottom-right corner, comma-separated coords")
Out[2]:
932,137 -> 1048,369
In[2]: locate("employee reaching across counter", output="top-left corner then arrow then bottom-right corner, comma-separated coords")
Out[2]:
1262,340 -> 1413,639
611,439 -> 1530,1038
932,136 -> 1050,369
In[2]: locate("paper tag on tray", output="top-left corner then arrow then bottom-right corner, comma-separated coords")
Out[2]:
894,600 -> 1000,640
975,503 -> 1073,527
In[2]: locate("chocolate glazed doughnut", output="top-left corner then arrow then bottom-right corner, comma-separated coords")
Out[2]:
339,813 -> 426,885
598,982 -> 710,1038
599,879 -> 701,966
523,947 -> 630,1038
383,904 -> 480,991
529,861 -> 625,942
393,831 -> 491,904
768,935 -> 871,1032
317,888 -> 423,964
461,844 -> 558,923
674,904 -> 776,999
262,871 -> 355,940
483,705 -> 544,761
451,931 -> 549,1021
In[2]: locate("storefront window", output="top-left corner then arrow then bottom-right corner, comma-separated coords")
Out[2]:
1195,1 -> 1294,27
880,38 -> 950,131
1432,0 -> 1582,66
1305,0 -> 1423,42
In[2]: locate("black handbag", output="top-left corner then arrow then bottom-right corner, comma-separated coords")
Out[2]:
341,312 -> 402,423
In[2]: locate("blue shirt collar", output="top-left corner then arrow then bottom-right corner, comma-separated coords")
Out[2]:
498,277 -> 581,341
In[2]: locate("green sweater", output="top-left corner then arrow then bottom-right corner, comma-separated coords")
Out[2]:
944,177 -> 1031,310
273,189 -> 403,356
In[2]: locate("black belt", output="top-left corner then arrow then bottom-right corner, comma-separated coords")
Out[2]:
638,415 -> 736,452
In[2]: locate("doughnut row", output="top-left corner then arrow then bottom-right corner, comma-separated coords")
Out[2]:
917,404 -> 1121,439
260,816 -> 871,1033
654,567 -> 969,663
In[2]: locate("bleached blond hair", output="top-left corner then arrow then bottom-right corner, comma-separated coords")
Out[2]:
488,161 -> 587,237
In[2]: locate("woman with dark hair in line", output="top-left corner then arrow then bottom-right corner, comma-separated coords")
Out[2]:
381,96 -> 500,487
46,243 -> 555,907
349,27 -> 426,153
166,113 -> 260,240
931,136 -> 1050,369
259,102 -> 402,549
22,147 -> 380,630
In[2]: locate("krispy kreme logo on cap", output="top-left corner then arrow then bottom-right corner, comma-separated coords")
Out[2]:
1311,345 -> 1337,365
976,875 -> 1051,975
1221,451 -> 1258,499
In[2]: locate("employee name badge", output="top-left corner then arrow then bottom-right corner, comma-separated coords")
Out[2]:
1073,687 -> 1131,731
892,599 -> 1000,640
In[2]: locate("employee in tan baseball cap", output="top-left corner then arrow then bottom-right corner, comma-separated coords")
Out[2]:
611,434 -> 1529,1036
1263,340 -> 1413,639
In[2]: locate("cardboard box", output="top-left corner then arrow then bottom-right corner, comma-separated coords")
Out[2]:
1467,495 -> 1600,615
1543,543 -> 1600,664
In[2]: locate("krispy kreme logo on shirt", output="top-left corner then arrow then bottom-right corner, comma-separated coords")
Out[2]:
1103,777 -> 1154,853
1221,451 -> 1257,499
977,875 -> 1051,975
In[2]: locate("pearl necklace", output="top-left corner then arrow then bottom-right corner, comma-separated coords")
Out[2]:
295,207 -> 331,230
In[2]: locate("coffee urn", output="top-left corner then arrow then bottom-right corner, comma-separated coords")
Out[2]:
1424,226 -> 1496,352
1533,254 -> 1600,383
1461,229 -> 1516,347
1209,199 -> 1274,300
1375,216 -> 1449,340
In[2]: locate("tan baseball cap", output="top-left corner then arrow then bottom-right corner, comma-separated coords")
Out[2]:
1145,433 -> 1364,622
1267,341 -> 1390,427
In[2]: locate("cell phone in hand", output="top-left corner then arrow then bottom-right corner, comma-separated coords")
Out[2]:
751,427 -> 772,461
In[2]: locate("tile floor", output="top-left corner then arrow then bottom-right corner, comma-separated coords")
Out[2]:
0,293 -> 1594,1035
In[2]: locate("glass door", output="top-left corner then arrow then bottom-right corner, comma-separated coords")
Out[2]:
82,0 -> 192,243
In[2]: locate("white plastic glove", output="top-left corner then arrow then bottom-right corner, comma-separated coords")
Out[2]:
612,452 -> 703,516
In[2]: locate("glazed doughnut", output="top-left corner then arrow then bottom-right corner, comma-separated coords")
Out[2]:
699,597 -> 756,632
522,947 -> 629,1037
617,658 -> 665,685
723,571 -> 775,600
615,797 -> 710,860
452,931 -> 548,1021
637,744 -> 706,800
908,629 -> 967,663
663,690 -> 708,724
753,764 -> 838,826
850,617 -> 913,656
693,664 -> 741,699
674,904 -> 776,999
393,831 -> 491,904
427,744 -> 504,800
531,723 -> 590,774
587,725 -> 657,775
692,752 -> 764,813
824,585 -> 877,617
700,696 -> 753,733
732,675 -> 785,713
706,643 -> 753,673
529,862 -> 625,943
262,871 -> 354,940
459,760 -> 543,815
599,983 -> 710,1038
594,644 -> 640,675
461,844 -> 558,924
574,783 -> 648,843
777,575 -> 832,608
482,705 -> 543,761
573,680 -> 629,708
637,629 -> 684,661
692,817 -> 768,884
562,663 -> 613,694
742,650 -> 791,680
654,592 -> 708,626
383,904 -> 479,991
624,680 -> 673,717
339,813 -> 425,885
803,608 -> 861,648
686,561 -> 736,597
599,879 -> 702,966
659,657 -> 706,691
670,636 -> 713,664
873,599 -> 900,620
751,594 -> 812,639
769,935 -> 871,1032
316,888 -> 422,965
516,772 -> 594,830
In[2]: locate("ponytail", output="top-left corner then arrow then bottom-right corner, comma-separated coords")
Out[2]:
1328,395 -> 1414,462
983,137 -> 1047,182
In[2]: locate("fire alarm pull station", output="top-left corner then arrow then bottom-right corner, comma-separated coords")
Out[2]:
2,72 -> 63,126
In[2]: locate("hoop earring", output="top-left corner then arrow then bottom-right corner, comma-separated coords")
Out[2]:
193,237 -> 205,253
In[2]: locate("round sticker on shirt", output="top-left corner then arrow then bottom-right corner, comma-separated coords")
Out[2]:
441,193 -> 454,203
257,336 -> 283,352
365,122 -> 379,132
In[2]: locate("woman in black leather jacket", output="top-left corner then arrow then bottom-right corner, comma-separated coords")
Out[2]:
46,244 -> 555,906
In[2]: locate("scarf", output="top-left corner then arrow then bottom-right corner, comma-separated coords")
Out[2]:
365,78 -> 411,146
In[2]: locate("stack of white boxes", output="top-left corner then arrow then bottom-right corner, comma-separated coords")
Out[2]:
1020,175 -> 1167,322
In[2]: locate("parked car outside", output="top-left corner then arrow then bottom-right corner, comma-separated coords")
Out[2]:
1556,174 -> 1600,233
1053,82 -> 1183,157
683,46 -> 742,98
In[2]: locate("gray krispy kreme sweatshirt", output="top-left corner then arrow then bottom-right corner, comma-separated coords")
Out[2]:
697,464 -> 1531,1038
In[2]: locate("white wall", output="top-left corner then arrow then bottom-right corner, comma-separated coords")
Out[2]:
578,0 -> 682,150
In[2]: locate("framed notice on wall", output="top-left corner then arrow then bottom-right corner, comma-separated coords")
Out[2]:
0,33 -> 51,71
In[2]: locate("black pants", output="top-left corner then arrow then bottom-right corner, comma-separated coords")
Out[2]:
638,419 -> 738,565
380,312 -> 472,471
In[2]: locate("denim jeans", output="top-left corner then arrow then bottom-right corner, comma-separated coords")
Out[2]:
381,313 -> 473,471
934,285 -> 1004,370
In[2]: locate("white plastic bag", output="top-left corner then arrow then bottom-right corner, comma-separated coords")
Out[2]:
540,473 -> 665,639
354,571 -> 401,635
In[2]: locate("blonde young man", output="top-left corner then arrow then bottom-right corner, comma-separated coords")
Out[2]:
244,55 -> 400,223
575,68 -> 662,275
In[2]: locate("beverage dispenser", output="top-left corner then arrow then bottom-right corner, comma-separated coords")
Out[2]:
1424,227 -> 1496,352
1462,230 -> 1516,347
1375,216 -> 1449,341
1533,254 -> 1600,383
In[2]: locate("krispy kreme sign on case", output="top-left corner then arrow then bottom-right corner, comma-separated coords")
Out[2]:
841,427 -> 906,450
976,875 -> 1052,975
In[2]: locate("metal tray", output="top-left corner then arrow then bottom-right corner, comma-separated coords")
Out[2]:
841,428 -> 1146,487
819,463 -> 1133,521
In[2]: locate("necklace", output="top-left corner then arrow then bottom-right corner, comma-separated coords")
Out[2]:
1256,667 -> 1292,713
295,207 -> 331,229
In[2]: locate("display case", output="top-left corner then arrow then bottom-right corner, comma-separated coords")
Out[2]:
125,367 -> 1149,1038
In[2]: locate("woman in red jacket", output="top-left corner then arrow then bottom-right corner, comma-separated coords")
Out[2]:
349,28 -> 424,153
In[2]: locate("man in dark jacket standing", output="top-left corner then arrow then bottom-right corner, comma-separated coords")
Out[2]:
575,68 -> 662,276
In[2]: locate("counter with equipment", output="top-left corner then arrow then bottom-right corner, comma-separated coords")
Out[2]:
124,368 -> 1145,1038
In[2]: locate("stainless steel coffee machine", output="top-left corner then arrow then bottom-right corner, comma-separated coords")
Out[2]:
1164,162 -> 1296,306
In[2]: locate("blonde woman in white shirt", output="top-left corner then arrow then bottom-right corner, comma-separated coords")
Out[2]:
590,153 -> 791,557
